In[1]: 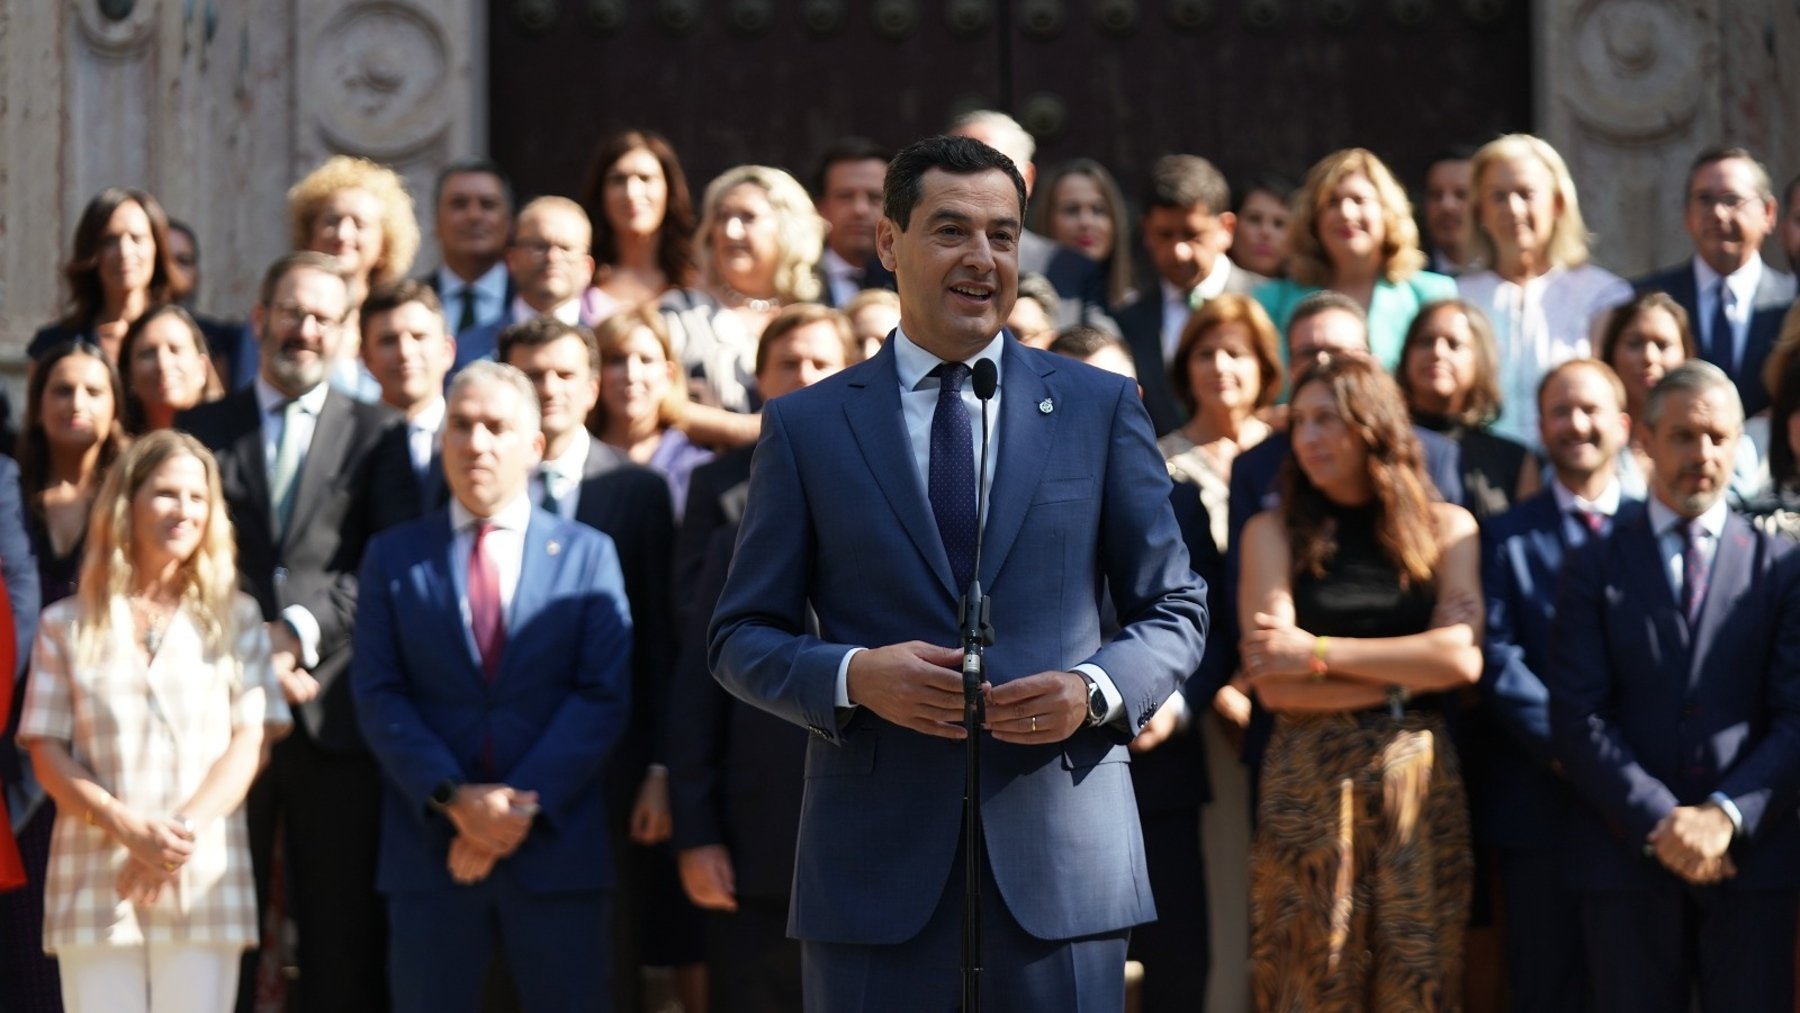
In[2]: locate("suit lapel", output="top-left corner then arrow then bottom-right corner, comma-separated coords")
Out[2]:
978,341 -> 1057,587
843,341 -> 959,600
441,513 -> 484,676
1687,512 -> 1755,689
219,391 -> 275,542
281,391 -> 353,552
574,439 -> 627,527
502,512 -> 557,672
1618,509 -> 1690,658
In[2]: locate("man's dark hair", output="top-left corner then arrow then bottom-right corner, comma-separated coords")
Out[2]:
258,251 -> 348,309
1048,325 -> 1131,362
883,135 -> 1027,231
497,315 -> 599,375
1685,145 -> 1772,200
360,277 -> 445,337
1016,272 -> 1061,321
1232,170 -> 1298,215
811,136 -> 894,198
1424,145 -> 1479,171
434,158 -> 517,214
1286,290 -> 1368,338
1141,154 -> 1230,216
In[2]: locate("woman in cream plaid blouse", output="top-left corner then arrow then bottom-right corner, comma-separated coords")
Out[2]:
18,430 -> 290,1013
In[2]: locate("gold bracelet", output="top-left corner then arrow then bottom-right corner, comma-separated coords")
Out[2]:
1309,636 -> 1330,681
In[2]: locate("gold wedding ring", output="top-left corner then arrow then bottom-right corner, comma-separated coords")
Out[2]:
163,861 -> 177,872
1030,715 -> 1038,732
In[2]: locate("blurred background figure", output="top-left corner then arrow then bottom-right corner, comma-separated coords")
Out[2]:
582,130 -> 698,324
118,306 -> 224,435
1033,158 -> 1138,312
1421,148 -> 1477,276
1230,171 -> 1296,281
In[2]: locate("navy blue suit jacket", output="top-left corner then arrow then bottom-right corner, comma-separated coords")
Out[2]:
1480,491 -> 1644,849
352,507 -> 633,896
1633,260 -> 1797,417
709,336 -> 1208,944
1114,264 -> 1267,437
1548,507 -> 1800,891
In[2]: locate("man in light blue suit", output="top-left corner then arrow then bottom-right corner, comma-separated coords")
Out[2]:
353,360 -> 633,1013
709,136 -> 1208,1010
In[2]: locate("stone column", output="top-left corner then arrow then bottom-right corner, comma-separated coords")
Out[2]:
1538,0 -> 1800,276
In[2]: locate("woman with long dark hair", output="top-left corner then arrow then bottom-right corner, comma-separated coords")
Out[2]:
580,129 -> 699,323
29,189 -> 179,364
1238,354 -> 1482,1010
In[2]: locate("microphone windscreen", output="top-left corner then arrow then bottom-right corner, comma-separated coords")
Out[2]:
972,358 -> 998,400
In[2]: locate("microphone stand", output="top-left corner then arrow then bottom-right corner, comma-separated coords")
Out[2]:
961,359 -> 997,1010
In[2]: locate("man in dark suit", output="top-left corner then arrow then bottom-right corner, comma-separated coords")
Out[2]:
669,304 -> 855,1013
811,138 -> 892,308
1481,358 -> 1638,1012
497,315 -> 679,1009
455,197 -> 596,373
361,278 -> 456,513
179,251 -> 413,1013
710,135 -> 1208,1009
1548,359 -> 1800,1012
425,160 -> 517,338
1633,146 -> 1796,417
353,360 -> 633,1013
1114,154 -> 1267,434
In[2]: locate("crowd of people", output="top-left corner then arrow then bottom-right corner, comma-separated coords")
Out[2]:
0,106 -> 1796,1013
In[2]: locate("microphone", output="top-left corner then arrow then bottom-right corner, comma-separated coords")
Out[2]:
961,357 -> 999,684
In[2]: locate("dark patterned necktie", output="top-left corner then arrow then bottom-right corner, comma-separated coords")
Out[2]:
1681,519 -> 1709,624
457,285 -> 478,334
1709,280 -> 1734,377
928,361 -> 976,590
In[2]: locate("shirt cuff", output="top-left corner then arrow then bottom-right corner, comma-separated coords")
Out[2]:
1074,663 -> 1124,726
280,605 -> 322,670
835,647 -> 865,709
1707,791 -> 1745,838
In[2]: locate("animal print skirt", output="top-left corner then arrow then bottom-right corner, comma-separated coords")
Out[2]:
1249,709 -> 1472,1012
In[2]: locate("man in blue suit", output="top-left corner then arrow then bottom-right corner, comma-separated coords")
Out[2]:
1481,358 -> 1639,1012
1633,147 -> 1796,417
709,135 -> 1208,1010
1548,360 -> 1800,1013
353,360 -> 633,1013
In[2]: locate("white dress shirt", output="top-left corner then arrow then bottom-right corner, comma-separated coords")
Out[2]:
821,247 -> 866,308
832,328 -> 1124,724
533,427 -> 590,520
450,493 -> 531,624
255,377 -> 332,667
1159,254 -> 1234,364
406,397 -> 445,477
510,294 -> 582,328
1693,253 -> 1763,371
436,262 -> 511,333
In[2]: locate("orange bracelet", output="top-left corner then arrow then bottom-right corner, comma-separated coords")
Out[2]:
1308,636 -> 1330,679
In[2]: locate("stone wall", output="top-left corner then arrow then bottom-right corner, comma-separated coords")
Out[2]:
0,0 -> 1793,374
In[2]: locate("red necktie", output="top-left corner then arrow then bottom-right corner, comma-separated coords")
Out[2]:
468,522 -> 505,681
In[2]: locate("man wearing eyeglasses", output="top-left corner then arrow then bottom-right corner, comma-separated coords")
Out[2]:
179,250 -> 415,1013
1634,146 -> 1796,417
453,196 -> 597,373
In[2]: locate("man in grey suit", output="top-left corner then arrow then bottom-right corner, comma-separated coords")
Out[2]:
710,135 -> 1208,1010
1633,146 -> 1796,417
1114,155 -> 1267,434
179,251 -> 414,1013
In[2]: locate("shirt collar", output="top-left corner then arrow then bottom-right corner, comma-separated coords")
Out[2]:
892,325 -> 1006,393
450,491 -> 533,535
543,425 -> 590,478
1550,476 -> 1622,517
408,396 -> 446,434
255,375 -> 330,416
437,261 -> 509,299
511,294 -> 582,327
1693,252 -> 1763,302
1647,493 -> 1729,540
821,247 -> 863,279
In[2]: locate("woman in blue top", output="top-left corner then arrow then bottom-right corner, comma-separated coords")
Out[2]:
1255,148 -> 1456,374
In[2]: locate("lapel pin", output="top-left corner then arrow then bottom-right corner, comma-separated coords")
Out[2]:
1038,397 -> 1054,415
546,540 -> 561,556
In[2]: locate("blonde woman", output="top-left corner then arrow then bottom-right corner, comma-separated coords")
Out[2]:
287,155 -> 421,401
1254,148 -> 1457,369
1455,134 -> 1632,445
660,165 -> 826,414
18,431 -> 289,1013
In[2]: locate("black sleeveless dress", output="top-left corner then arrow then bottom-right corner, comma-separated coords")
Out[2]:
1249,501 -> 1473,1012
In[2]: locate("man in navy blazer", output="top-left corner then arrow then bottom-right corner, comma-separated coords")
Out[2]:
710,136 -> 1208,1009
1548,360 -> 1800,1013
1481,359 -> 1639,1012
1633,147 -> 1796,417
353,361 -> 633,1013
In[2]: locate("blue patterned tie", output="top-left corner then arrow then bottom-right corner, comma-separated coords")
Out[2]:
929,361 -> 977,590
